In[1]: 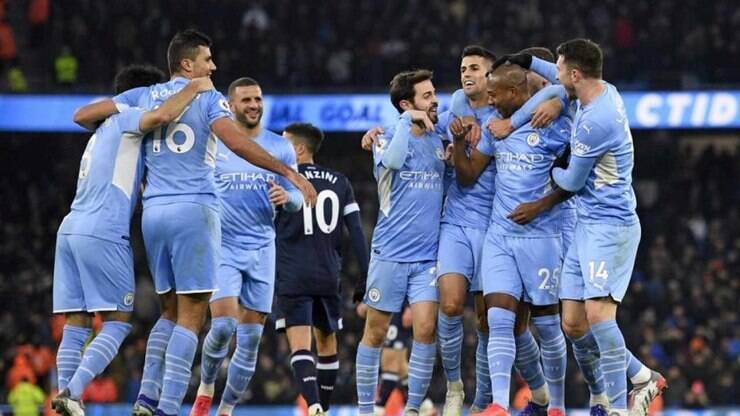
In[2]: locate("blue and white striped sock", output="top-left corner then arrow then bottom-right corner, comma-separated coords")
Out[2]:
57,325 -> 91,391
591,320 -> 628,410
568,331 -> 605,396
406,341 -> 436,411
355,343 -> 381,415
437,312 -> 464,382
487,307 -> 516,409
472,329 -> 492,409
156,325 -> 199,415
138,318 -> 175,402
514,329 -> 547,404
200,317 -> 237,386
533,315 -> 567,410
220,323 -> 263,406
67,321 -> 131,399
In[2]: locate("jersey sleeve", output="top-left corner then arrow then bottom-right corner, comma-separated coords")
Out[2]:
530,57 -> 559,84
450,88 -> 474,118
510,84 -> 570,129
571,117 -> 612,158
116,108 -> 145,135
113,86 -> 147,108
436,110 -> 453,139
205,91 -> 233,127
476,116 -> 497,156
342,176 -> 360,217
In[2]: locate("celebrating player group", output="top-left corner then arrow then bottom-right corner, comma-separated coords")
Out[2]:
49,26 -> 666,416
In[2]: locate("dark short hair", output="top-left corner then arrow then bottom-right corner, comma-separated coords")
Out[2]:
518,46 -> 555,63
167,29 -> 212,75
461,45 -> 496,63
113,64 -> 166,94
228,77 -> 260,98
556,38 -> 603,78
389,69 -> 434,113
284,122 -> 324,155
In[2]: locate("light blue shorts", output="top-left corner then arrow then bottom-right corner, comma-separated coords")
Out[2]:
365,257 -> 438,313
211,242 -> 276,314
480,231 -> 562,306
142,202 -> 221,294
560,221 -> 641,302
437,223 -> 486,292
53,234 -> 135,313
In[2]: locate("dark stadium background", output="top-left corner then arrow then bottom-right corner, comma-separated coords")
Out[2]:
0,0 -> 738,415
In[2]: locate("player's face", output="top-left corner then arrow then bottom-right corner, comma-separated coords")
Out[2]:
556,55 -> 576,97
230,85 -> 264,128
190,46 -> 217,78
460,55 -> 491,97
410,79 -> 439,124
488,78 -> 521,118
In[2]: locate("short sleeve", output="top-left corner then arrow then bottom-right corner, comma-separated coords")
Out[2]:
450,89 -> 474,118
476,116 -> 497,156
113,86 -> 147,107
117,108 -> 145,134
205,91 -> 232,126
372,133 -> 390,167
571,118 -> 611,158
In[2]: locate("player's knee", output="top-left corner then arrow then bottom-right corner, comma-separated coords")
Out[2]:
413,320 -> 436,344
561,315 -> 588,339
439,299 -> 464,317
476,310 -> 489,332
362,327 -> 387,348
211,316 -> 237,343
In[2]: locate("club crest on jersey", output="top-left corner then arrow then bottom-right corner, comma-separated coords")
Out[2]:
124,292 -> 134,306
527,133 -> 540,147
219,98 -> 230,112
368,288 -> 381,303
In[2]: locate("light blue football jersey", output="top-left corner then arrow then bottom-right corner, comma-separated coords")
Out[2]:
58,108 -> 145,243
113,77 -> 232,209
444,89 -> 497,229
477,113 -> 573,237
216,129 -> 298,250
370,117 -> 447,262
570,82 -> 638,224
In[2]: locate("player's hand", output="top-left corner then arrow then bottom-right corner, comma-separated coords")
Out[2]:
352,283 -> 366,304
508,200 -> 545,225
466,121 -> 482,148
286,170 -> 317,207
190,76 -> 215,92
493,53 -> 533,70
531,98 -> 562,128
406,110 -> 434,132
361,126 -> 384,152
449,117 -> 472,141
445,143 -> 454,165
488,118 -> 513,139
268,180 -> 289,205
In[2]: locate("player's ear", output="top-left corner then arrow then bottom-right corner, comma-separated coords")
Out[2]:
180,58 -> 193,74
399,99 -> 413,112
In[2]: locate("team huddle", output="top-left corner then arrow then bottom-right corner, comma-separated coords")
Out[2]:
49,27 -> 666,416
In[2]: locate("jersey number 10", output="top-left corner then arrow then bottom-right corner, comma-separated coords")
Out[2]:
302,190 -> 339,235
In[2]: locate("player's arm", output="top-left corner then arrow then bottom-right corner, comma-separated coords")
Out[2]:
138,77 -> 215,133
450,117 -> 492,186
450,88 -> 481,146
380,111 -> 432,170
491,85 -> 569,139
347,210 -> 370,303
494,54 -> 559,85
552,120 -> 609,192
271,145 -> 303,212
508,188 -> 573,225
212,118 -> 317,206
73,99 -> 118,131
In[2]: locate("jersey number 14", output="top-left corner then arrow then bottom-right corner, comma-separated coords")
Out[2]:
302,190 -> 339,235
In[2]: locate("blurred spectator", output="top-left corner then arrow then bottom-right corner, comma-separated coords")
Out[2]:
28,0 -> 50,47
8,376 -> 45,416
81,370 -> 118,403
54,46 -> 78,87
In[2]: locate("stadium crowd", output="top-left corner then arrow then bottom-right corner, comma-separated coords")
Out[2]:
0,133 -> 737,410
1,0 -> 740,91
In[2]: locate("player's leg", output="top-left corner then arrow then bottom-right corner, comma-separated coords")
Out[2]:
513,302 -> 549,415
135,205 -> 178,415
480,232 -> 521,415
376,345 -> 405,414
192,246 -> 245,416
52,233 -> 92,393
313,295 -> 343,412
470,292 -> 492,413
217,243 -> 275,416
358,258 -> 407,415
63,236 -> 136,403
157,203 -> 221,416
52,311 -> 92,416
581,222 -> 642,416
436,224 -> 474,415
280,296 -> 322,415
405,260 -> 441,414
516,236 -> 567,416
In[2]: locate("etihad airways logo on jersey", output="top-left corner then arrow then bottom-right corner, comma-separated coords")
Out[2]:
219,171 -> 276,191
495,151 -> 550,172
399,170 -> 442,190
